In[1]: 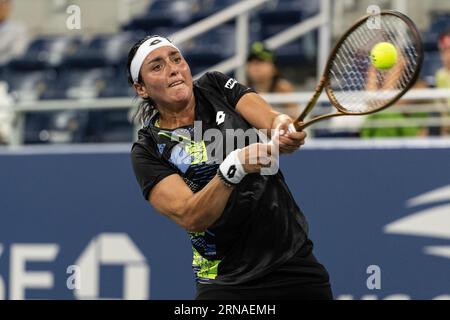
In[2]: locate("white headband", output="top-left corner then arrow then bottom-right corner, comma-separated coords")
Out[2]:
130,37 -> 179,83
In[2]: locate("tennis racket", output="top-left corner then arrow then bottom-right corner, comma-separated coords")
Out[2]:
289,10 -> 423,132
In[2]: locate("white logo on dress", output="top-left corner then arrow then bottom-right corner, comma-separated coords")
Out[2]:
225,79 -> 238,89
216,111 -> 226,125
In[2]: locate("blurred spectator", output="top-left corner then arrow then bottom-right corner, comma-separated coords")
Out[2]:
0,0 -> 29,66
436,30 -> 450,88
435,30 -> 450,135
245,42 -> 300,119
0,0 -> 28,144
0,81 -> 13,144
361,79 -> 430,138
361,53 -> 430,138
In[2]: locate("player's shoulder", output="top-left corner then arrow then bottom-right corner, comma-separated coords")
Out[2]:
197,70 -> 228,81
195,71 -> 235,88
131,126 -> 158,158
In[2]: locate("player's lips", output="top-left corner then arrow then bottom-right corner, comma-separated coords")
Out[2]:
168,80 -> 184,88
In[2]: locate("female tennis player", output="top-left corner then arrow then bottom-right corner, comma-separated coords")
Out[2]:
129,35 -> 332,300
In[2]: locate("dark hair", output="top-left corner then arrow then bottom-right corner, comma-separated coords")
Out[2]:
127,35 -> 172,124
439,29 -> 450,40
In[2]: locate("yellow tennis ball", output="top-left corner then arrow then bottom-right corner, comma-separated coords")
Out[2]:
370,42 -> 398,70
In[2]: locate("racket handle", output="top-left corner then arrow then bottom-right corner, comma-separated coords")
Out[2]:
288,123 -> 297,133
289,121 -> 307,131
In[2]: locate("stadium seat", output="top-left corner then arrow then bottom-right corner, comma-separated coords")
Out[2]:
276,0 -> 319,17
82,109 -> 133,143
183,26 -> 235,74
5,69 -> 57,101
422,51 -> 443,86
24,110 -> 90,144
423,12 -> 450,52
256,1 -> 306,64
41,67 -> 115,100
192,0 -> 239,22
23,107 -> 133,144
429,12 -> 450,34
63,32 -> 139,68
256,0 -> 319,50
98,66 -> 135,98
208,0 -> 239,7
123,0 -> 198,31
23,112 -> 54,144
8,36 -> 82,70
0,66 -> 7,83
258,22 -> 316,65
422,31 -> 440,52
274,41 -> 308,65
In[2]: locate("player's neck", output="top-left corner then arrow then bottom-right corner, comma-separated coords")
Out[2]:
157,98 -> 196,129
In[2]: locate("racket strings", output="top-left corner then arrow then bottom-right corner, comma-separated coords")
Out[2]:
336,27 -> 389,110
383,18 -> 418,90
330,28 -> 374,110
331,27 -> 387,112
328,14 -> 421,114
332,29 -> 388,112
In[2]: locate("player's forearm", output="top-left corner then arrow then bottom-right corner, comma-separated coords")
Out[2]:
181,175 -> 234,232
166,148 -> 247,232
236,93 -> 281,131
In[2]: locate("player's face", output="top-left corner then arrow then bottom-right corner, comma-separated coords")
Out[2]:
137,46 -> 193,108
246,59 -> 276,84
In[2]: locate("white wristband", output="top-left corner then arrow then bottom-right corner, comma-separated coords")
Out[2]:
219,149 -> 247,185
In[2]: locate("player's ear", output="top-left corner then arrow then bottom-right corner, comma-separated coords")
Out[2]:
133,82 -> 149,99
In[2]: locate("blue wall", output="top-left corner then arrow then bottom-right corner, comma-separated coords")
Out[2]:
0,144 -> 449,299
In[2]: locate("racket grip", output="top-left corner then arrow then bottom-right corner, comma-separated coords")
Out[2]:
288,123 -> 296,133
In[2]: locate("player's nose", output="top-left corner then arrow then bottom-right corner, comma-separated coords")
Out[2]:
167,61 -> 180,77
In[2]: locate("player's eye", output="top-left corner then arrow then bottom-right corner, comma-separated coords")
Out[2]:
152,64 -> 162,71
174,57 -> 182,63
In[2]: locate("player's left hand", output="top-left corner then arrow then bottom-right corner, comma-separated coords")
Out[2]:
272,114 -> 307,154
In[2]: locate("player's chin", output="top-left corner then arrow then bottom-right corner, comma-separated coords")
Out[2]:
170,86 -> 192,102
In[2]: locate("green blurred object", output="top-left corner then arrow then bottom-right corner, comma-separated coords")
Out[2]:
247,41 -> 275,62
361,112 -> 428,138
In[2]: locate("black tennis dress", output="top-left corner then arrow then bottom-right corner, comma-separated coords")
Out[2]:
131,71 -> 332,300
